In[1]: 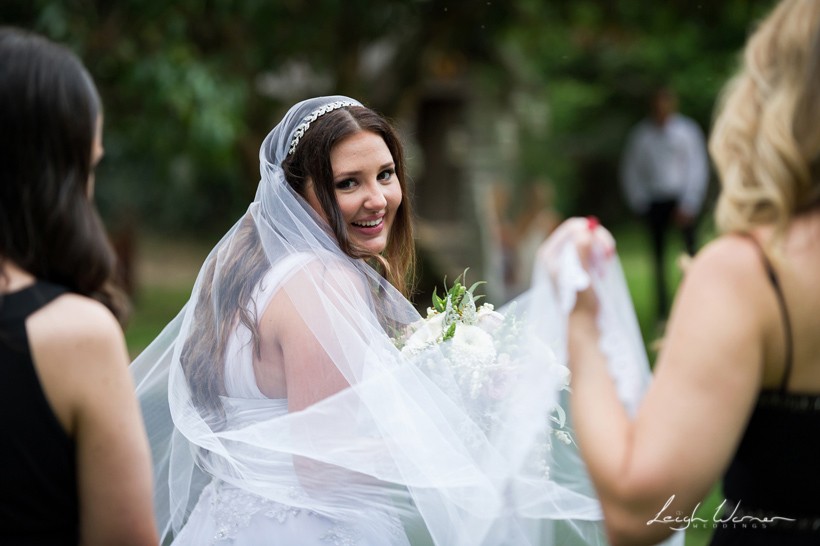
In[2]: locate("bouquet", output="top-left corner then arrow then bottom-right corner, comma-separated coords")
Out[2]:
396,272 -> 573,453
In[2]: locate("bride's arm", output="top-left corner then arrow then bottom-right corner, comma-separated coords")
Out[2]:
263,259 -> 371,411
273,287 -> 350,413
567,235 -> 767,546
259,259 -> 387,491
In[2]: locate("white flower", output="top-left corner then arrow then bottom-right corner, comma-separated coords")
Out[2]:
547,361 -> 571,390
447,325 -> 498,398
451,324 -> 496,362
402,313 -> 445,354
486,356 -> 517,400
476,305 -> 505,333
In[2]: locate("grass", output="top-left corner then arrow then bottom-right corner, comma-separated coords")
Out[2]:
126,286 -> 189,354
125,234 -> 210,357
124,223 -> 720,545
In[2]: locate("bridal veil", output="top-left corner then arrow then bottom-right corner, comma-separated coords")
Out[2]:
132,96 -> 674,546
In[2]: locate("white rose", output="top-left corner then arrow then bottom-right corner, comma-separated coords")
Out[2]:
476,305 -> 505,334
402,313 -> 445,353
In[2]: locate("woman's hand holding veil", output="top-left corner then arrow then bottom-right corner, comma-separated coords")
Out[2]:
536,216 -> 616,319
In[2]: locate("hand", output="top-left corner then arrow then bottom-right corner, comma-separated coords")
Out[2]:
539,216 -> 615,272
538,216 -> 615,318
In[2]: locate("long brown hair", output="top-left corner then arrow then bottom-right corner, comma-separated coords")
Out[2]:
180,215 -> 269,419
181,104 -> 416,415
0,27 -> 125,320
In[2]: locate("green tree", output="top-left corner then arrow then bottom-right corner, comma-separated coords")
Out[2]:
1,0 -> 776,232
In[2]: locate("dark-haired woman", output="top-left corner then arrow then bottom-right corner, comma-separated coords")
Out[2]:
0,28 -> 157,545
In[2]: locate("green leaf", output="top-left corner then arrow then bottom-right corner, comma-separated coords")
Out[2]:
432,287 -> 446,313
451,287 -> 464,308
467,280 -> 486,295
442,322 -> 456,341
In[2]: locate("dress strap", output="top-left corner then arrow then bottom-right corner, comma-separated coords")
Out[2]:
0,280 -> 67,355
0,280 -> 67,321
742,234 -> 794,392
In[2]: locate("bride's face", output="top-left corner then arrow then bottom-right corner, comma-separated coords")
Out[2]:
306,130 -> 402,255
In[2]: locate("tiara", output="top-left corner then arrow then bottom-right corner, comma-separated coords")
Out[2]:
288,100 -> 359,155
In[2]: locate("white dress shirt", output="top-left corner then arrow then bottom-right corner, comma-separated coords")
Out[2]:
620,113 -> 709,216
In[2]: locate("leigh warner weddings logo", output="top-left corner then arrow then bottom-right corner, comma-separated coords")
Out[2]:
646,495 -> 796,531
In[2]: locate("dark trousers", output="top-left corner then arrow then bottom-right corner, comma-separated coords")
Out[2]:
645,199 -> 697,319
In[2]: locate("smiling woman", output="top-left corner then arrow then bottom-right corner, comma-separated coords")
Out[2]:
281,102 -> 415,295
132,96 -> 627,546
310,130 -> 402,257
132,97 -> 435,545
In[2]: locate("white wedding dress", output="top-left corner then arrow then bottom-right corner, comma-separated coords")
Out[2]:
134,97 -> 681,546
172,253 -> 411,546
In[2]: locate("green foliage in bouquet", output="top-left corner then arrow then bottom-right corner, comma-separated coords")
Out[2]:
432,269 -> 486,342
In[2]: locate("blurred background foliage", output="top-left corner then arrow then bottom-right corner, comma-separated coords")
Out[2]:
2,0 -> 775,236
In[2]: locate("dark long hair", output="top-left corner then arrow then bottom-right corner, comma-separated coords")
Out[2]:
180,215 -> 269,419
0,27 -> 125,320
181,104 -> 416,416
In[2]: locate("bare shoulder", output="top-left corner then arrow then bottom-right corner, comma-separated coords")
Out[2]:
27,293 -> 127,372
668,234 -> 772,348
26,293 -> 130,435
34,292 -> 119,325
276,254 -> 368,308
683,235 -> 767,291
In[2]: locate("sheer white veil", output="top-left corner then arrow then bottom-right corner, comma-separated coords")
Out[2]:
132,96 -> 676,546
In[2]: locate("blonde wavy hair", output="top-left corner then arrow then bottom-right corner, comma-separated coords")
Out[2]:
710,0 -> 820,236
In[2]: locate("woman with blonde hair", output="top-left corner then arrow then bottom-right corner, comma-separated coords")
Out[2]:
563,1 -> 820,544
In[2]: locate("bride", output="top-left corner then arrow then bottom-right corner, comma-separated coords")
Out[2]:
132,96 -> 670,545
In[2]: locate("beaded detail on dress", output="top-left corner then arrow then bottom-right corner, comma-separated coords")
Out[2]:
199,480 -> 401,546
320,524 -> 361,546
205,483 -> 304,543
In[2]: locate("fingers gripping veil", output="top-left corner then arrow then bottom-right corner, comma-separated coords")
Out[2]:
131,96 -> 663,545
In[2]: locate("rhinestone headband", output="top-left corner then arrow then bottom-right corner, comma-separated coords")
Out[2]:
287,100 -> 359,155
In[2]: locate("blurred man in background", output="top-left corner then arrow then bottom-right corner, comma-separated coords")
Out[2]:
620,86 -> 709,320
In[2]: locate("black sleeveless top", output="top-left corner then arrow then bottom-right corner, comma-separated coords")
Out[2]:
0,281 -> 79,545
710,239 -> 820,545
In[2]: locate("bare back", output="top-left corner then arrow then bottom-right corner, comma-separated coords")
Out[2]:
755,212 -> 820,393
